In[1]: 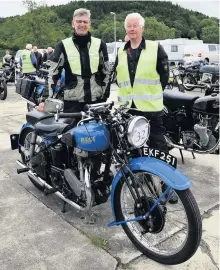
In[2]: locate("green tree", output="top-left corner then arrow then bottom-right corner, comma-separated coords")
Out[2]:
199,18 -> 217,28
201,25 -> 219,43
188,29 -> 196,39
144,17 -> 175,40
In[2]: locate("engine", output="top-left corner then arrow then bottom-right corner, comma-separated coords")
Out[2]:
182,114 -> 218,150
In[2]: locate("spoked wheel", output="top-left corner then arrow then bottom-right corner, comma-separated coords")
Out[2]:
183,75 -> 195,91
114,171 -> 202,265
0,80 -> 7,100
21,131 -> 44,190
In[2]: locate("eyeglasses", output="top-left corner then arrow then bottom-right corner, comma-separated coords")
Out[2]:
75,20 -> 90,24
126,24 -> 141,29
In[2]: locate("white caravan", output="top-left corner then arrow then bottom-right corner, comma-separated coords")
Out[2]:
158,38 -> 203,62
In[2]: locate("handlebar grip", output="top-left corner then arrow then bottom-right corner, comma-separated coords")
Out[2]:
85,101 -> 114,111
210,84 -> 219,88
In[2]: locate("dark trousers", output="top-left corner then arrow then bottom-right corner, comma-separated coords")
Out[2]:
128,109 -> 168,152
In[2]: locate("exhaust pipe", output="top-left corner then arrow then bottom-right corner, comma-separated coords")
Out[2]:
165,136 -> 219,154
16,160 -> 86,212
183,84 -> 198,88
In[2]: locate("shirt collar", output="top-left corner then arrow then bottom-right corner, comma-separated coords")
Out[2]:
123,37 -> 146,50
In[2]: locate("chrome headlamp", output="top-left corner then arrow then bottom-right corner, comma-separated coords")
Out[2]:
127,116 -> 150,148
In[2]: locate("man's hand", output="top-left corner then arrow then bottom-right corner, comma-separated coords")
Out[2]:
38,102 -> 45,112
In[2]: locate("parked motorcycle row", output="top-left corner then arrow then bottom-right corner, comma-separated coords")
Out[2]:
6,59 -> 219,265
15,61 -> 65,111
167,61 -> 219,93
0,60 -> 22,100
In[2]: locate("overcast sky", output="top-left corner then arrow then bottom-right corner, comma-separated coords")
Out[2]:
0,0 -> 219,18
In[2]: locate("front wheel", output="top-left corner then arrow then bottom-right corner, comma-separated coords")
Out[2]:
0,80 -> 7,100
114,171 -> 202,265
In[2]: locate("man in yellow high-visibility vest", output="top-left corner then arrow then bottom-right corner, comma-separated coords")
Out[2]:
38,8 -> 111,113
115,13 -> 178,203
20,44 -> 37,74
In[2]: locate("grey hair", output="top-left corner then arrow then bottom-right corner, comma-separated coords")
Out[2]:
124,13 -> 145,28
26,43 -> 32,50
73,8 -> 91,21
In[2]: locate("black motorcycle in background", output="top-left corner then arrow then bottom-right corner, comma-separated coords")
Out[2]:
162,86 -> 219,162
3,60 -> 22,84
182,63 -> 219,91
0,68 -> 7,100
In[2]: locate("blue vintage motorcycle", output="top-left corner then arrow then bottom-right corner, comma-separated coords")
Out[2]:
10,99 -> 202,265
16,69 -> 65,111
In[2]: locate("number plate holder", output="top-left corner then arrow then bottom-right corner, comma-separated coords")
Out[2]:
142,147 -> 177,168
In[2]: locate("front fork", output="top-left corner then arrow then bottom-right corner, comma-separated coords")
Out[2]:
108,182 -> 171,227
109,164 -> 172,227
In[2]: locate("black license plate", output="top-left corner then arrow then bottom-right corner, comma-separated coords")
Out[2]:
142,147 -> 177,168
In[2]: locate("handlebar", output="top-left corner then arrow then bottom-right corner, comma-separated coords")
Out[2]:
58,112 -> 86,118
84,101 -> 114,111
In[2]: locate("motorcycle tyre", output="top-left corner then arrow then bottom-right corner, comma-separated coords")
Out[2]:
0,81 -> 7,100
114,175 -> 202,265
183,75 -> 195,91
20,130 -> 44,191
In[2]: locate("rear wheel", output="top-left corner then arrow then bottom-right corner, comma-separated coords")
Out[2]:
114,171 -> 202,265
183,75 -> 195,91
21,131 -> 44,190
0,80 -> 7,100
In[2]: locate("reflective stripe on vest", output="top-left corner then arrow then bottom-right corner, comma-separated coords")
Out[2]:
116,40 -> 163,112
62,36 -> 101,75
118,78 -> 161,88
21,50 -> 35,73
118,93 -> 163,102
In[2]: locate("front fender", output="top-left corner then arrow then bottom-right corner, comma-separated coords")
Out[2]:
110,157 -> 192,220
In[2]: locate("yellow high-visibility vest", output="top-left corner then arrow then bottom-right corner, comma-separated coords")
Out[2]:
21,50 -> 35,73
117,40 -> 163,112
62,36 -> 101,75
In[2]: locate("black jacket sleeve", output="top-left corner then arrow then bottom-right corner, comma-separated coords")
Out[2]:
98,41 -> 111,100
156,43 -> 169,90
48,41 -> 65,94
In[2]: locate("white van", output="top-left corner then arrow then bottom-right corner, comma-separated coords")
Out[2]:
183,44 -> 219,64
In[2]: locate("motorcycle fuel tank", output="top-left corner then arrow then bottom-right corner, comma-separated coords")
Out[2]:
193,94 -> 219,116
62,121 -> 110,152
